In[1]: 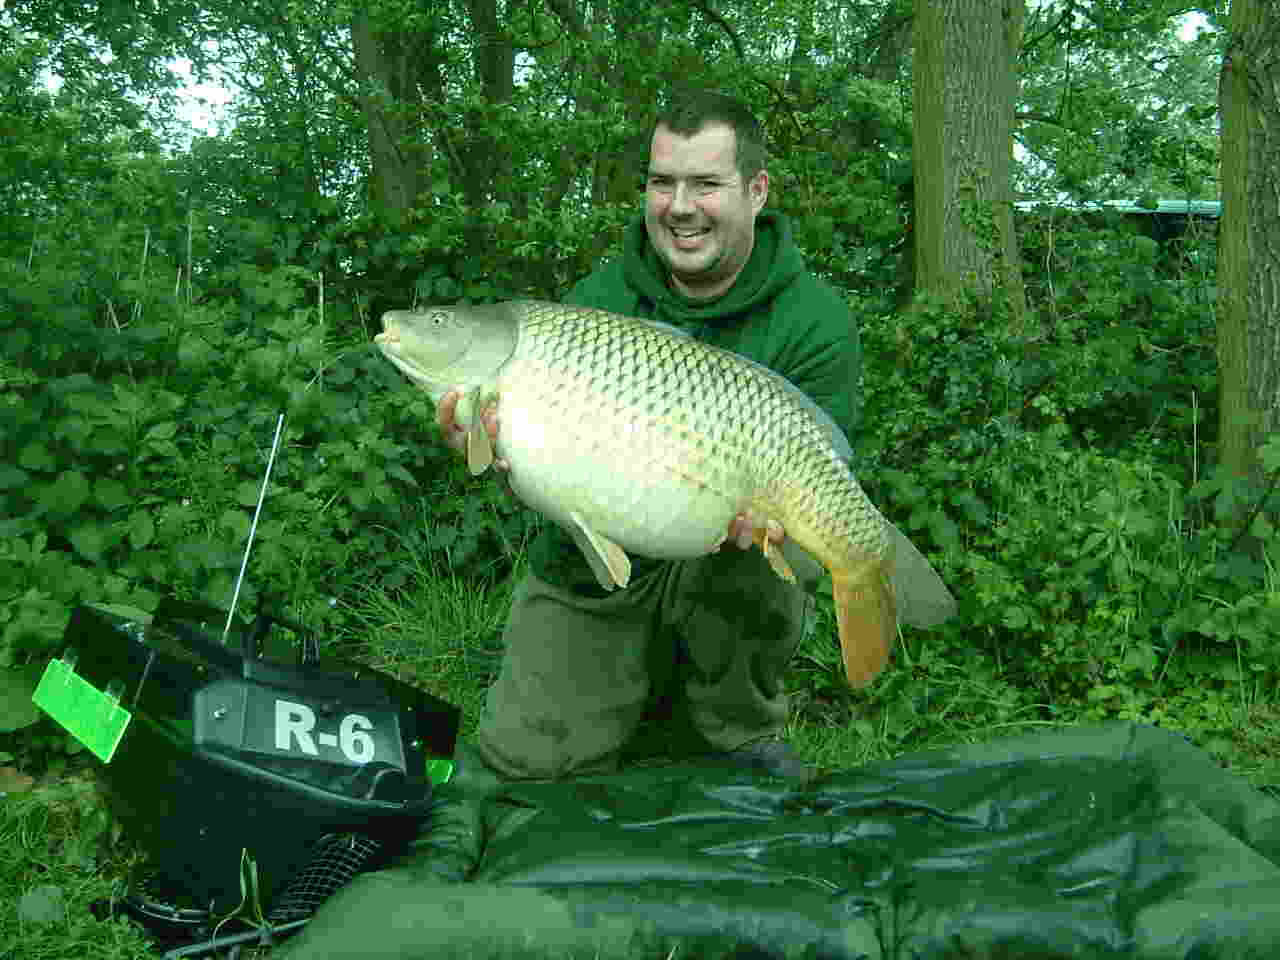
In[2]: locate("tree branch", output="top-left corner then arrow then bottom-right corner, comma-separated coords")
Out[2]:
689,0 -> 746,61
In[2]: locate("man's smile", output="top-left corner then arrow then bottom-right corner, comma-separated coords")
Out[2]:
669,225 -> 711,248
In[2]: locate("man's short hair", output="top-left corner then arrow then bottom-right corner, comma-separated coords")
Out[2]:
652,90 -> 767,184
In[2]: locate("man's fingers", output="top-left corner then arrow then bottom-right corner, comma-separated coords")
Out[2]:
439,388 -> 508,471
726,512 -> 786,551
437,389 -> 469,455
437,389 -> 459,431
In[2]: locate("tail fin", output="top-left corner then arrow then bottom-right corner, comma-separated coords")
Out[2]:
886,522 -> 957,628
831,564 -> 897,688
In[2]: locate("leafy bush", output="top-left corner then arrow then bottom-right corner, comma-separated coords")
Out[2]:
0,253 -> 531,684
850,221 -> 1278,734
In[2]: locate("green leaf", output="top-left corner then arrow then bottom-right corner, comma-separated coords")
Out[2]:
1080,531 -> 1108,555
0,464 -> 30,489
14,532 -> 48,566
928,510 -> 960,552
41,470 -> 91,515
1087,684 -> 1120,703
87,427 -> 129,455
1003,606 -> 1030,629
145,421 -> 178,441
1250,511 -> 1275,540
68,524 -> 106,563
388,465 -> 419,487
95,476 -> 130,512
57,415 -> 93,449
219,509 -> 250,541
1122,645 -> 1158,675
18,442 -> 56,472
64,392 -> 110,416
128,511 -> 155,549
86,602 -> 154,624
0,664 -> 45,731
113,383 -> 147,417
48,373 -> 97,396
236,481 -> 263,507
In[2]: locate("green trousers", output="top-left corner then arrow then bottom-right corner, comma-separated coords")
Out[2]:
474,541 -> 821,779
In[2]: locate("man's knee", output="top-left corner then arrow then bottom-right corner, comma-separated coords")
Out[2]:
474,572 -> 656,779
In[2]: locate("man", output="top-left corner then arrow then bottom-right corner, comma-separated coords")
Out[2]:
439,90 -> 861,783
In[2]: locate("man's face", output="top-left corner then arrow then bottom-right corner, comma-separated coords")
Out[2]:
644,122 -> 768,300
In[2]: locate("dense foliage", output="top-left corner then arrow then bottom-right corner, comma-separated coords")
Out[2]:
861,209 -> 1279,733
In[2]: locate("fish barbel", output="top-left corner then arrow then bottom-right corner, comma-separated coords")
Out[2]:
375,300 -> 956,687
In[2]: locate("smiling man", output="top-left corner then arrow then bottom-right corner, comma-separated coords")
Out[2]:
447,90 -> 862,785
645,117 -> 765,300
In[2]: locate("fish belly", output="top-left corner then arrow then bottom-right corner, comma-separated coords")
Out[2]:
496,365 -> 749,559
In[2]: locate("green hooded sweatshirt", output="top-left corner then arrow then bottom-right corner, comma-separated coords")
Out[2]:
528,211 -> 862,593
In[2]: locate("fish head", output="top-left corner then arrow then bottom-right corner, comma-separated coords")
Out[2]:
375,304 -> 519,400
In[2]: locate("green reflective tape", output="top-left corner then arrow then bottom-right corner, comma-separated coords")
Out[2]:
32,658 -> 131,763
425,754 -> 454,786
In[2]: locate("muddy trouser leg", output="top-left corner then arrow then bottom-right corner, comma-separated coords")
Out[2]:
473,543 -> 821,778
474,569 -> 669,779
665,541 -> 822,752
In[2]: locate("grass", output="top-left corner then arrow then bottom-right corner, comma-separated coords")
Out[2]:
330,539 -> 519,738
4,542 -> 1279,959
0,774 -> 153,959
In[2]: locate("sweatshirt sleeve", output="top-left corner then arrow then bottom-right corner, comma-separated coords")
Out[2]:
765,276 -> 863,446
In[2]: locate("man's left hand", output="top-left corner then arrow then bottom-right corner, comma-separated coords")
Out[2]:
725,510 -> 785,551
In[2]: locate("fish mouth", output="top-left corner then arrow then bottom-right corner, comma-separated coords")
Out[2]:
373,328 -> 426,383
377,347 -> 437,389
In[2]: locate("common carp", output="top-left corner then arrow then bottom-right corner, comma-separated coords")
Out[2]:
375,300 -> 956,687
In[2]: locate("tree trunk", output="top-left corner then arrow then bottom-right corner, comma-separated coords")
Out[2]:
1217,0 -> 1280,515
866,0 -> 913,90
350,12 -> 442,220
462,0 -> 517,211
912,0 -> 1026,323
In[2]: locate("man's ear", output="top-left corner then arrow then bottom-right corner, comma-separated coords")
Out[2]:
749,170 -> 769,213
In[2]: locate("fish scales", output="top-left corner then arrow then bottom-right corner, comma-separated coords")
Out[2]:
375,300 -> 956,687
517,303 -> 866,559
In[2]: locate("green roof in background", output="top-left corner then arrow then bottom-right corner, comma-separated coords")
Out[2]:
1015,198 -> 1221,217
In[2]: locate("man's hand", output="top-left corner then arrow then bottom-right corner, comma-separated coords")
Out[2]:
437,388 -> 509,471
725,509 -> 785,551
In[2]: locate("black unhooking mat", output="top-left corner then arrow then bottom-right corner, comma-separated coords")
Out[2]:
277,723 -> 1280,959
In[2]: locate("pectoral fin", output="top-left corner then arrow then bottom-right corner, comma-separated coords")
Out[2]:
831,563 -> 896,688
752,523 -> 797,584
465,387 -> 494,476
568,511 -> 632,590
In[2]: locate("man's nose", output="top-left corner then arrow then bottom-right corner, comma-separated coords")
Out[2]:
670,181 -> 695,215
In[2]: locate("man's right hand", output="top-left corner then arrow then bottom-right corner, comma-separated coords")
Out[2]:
438,389 -> 508,471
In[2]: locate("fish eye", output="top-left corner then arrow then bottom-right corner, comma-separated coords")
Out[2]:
429,311 -> 448,326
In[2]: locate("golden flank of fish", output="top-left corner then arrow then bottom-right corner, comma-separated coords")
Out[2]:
375,300 -> 956,687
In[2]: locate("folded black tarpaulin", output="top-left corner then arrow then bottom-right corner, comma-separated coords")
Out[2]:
277,723 -> 1280,959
